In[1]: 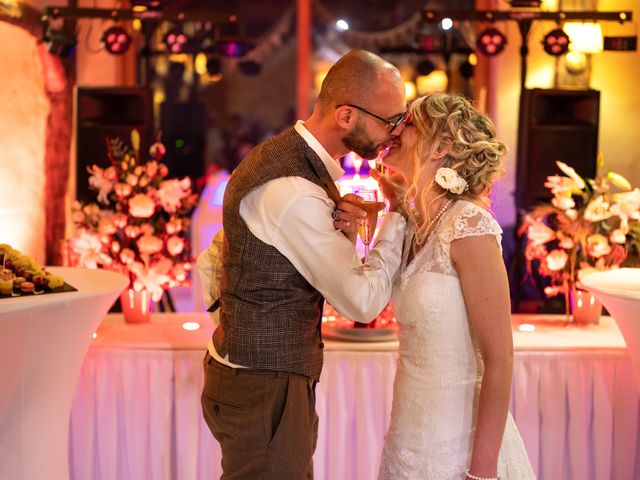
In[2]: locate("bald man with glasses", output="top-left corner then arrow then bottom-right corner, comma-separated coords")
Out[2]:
199,49 -> 408,479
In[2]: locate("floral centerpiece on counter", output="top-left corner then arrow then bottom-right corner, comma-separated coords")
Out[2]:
520,157 -> 640,314
69,130 -> 198,302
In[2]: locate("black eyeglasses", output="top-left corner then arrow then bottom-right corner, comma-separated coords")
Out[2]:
336,103 -> 407,134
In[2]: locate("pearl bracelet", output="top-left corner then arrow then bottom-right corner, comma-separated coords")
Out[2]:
465,469 -> 499,480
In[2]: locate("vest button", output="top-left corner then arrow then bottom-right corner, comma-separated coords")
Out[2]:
319,342 -> 325,349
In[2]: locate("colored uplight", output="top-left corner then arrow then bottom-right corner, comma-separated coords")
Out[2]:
476,28 -> 507,56
102,27 -> 132,55
543,28 -> 570,56
519,323 -> 536,332
163,27 -> 189,54
217,39 -> 250,58
182,321 -> 200,331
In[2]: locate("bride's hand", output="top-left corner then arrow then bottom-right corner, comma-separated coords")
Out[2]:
332,194 -> 365,243
370,169 -> 408,217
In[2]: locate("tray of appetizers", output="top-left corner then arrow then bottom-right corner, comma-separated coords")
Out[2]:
0,244 -> 75,299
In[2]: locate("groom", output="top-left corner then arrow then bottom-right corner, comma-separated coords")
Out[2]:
201,49 -> 407,479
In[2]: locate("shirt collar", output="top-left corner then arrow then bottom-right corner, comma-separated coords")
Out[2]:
294,120 -> 344,181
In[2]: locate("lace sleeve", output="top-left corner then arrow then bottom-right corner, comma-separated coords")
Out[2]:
452,203 -> 502,244
438,202 -> 502,247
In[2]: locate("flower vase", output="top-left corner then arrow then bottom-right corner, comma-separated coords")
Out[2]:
120,288 -> 153,324
571,288 -> 602,324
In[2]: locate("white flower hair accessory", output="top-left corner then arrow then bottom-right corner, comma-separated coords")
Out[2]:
435,167 -> 468,194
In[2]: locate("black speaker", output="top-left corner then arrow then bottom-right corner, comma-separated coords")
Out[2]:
76,87 -> 152,203
515,88 -> 600,210
159,102 -> 206,182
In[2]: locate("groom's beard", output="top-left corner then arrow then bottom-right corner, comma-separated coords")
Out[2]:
341,121 -> 382,160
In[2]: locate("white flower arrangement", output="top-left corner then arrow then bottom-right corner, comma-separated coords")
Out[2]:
435,167 -> 468,194
521,158 -> 640,299
68,130 -> 198,301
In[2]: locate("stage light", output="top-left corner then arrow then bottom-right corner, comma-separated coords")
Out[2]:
217,39 -> 251,58
441,18 -> 453,31
194,52 -> 207,75
163,26 -> 189,54
238,60 -> 261,76
476,28 -> 507,56
45,29 -> 77,59
564,22 -> 603,53
467,53 -> 478,66
101,26 -> 132,55
565,51 -> 588,74
336,19 -> 349,32
132,0 -> 162,12
416,59 -> 435,76
418,34 -> 445,53
543,28 -> 570,56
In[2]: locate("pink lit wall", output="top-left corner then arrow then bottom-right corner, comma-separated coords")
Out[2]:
0,21 -> 49,262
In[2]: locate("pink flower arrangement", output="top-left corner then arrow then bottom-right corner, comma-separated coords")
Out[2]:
69,130 -> 198,301
520,157 -> 640,302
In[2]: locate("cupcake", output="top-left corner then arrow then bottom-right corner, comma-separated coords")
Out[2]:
20,281 -> 35,293
0,269 -> 13,295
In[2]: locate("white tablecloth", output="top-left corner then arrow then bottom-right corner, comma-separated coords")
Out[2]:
69,314 -> 639,480
0,267 -> 128,480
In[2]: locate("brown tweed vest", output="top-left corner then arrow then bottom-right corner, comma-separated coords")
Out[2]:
213,127 -> 342,381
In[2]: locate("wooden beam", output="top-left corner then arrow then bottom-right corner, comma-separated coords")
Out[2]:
296,0 -> 311,120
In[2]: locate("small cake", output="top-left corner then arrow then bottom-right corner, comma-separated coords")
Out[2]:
0,269 -> 13,295
20,281 -> 35,293
13,276 -> 25,288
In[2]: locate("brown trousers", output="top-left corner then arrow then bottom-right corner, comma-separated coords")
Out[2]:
201,352 -> 319,479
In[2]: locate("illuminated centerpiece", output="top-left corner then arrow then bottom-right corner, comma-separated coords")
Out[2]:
68,130 -> 198,322
520,157 -> 640,322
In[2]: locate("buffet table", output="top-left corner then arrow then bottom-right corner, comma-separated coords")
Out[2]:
68,314 -> 639,480
0,268 -> 128,480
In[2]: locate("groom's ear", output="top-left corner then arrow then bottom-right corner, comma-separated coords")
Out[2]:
334,105 -> 354,130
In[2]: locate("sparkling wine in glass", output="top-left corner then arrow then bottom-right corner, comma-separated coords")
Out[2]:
355,190 -> 385,272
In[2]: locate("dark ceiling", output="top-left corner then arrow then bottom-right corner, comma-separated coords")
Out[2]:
161,0 -> 475,37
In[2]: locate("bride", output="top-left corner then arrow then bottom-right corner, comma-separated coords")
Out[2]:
339,94 -> 536,479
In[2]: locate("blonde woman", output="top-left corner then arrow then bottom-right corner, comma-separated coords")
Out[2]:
336,94 -> 535,479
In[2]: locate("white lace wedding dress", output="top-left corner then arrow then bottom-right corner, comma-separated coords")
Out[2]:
378,200 -> 536,480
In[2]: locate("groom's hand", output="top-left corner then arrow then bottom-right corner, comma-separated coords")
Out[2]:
333,194 -> 365,243
370,169 -> 408,217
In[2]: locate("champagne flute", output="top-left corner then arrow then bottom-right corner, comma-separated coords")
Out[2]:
354,189 -> 385,272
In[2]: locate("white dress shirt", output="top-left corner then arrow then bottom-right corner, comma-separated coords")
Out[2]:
198,120 -> 406,368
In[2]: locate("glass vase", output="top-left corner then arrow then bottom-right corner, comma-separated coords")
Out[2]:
120,288 -> 153,324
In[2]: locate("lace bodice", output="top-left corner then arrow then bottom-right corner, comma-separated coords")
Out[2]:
401,200 -> 503,279
378,201 -> 536,480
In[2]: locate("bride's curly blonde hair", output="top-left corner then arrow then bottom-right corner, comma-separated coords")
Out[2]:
404,94 -> 507,243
